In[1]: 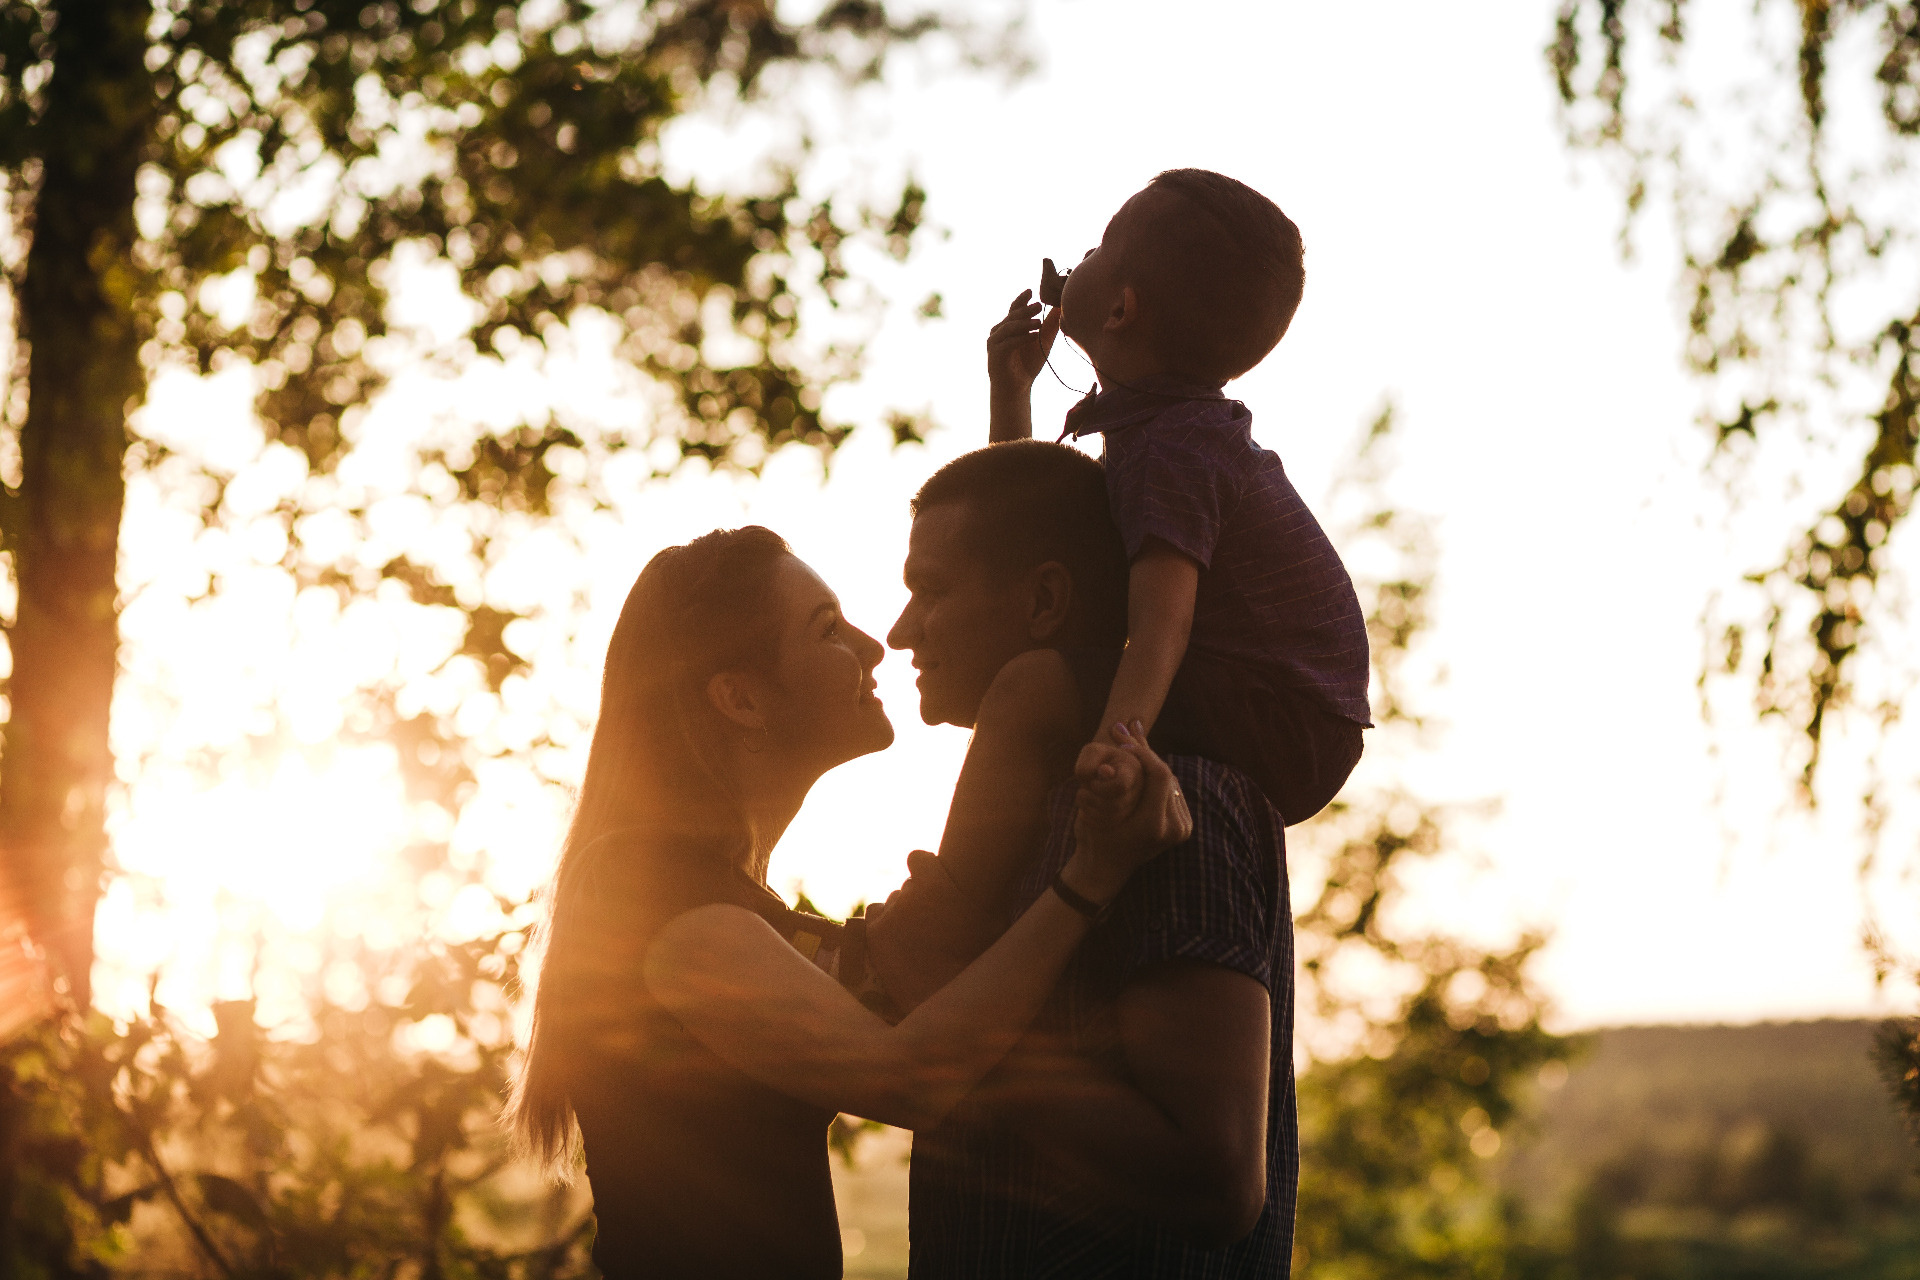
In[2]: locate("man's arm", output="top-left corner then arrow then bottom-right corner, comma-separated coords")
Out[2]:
971,959 -> 1272,1246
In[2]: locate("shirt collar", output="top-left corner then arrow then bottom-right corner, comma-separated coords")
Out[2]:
1059,373 -> 1231,440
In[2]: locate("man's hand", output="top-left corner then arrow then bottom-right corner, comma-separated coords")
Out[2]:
987,288 -> 1062,390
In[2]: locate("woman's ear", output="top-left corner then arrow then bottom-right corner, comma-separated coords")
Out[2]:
705,671 -> 767,733
1025,561 -> 1076,643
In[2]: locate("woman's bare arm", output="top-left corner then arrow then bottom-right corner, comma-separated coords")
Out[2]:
642,742 -> 1190,1130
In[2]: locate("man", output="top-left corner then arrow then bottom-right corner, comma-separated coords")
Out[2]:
859,440 -> 1297,1276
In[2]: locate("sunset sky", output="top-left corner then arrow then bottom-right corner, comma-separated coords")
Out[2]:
93,0 -> 1919,1036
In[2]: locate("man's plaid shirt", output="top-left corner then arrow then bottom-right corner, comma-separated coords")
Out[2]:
908,755 -> 1297,1278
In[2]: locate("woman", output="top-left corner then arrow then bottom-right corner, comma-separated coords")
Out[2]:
509,526 -> 1187,1278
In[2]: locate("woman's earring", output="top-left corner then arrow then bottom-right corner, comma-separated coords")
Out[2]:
744,722 -> 769,754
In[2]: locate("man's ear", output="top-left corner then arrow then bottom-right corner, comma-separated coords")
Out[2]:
705,670 -> 767,733
1103,284 -> 1142,333
1025,561 -> 1076,643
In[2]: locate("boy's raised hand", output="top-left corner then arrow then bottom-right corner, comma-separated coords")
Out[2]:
987,289 -> 1062,392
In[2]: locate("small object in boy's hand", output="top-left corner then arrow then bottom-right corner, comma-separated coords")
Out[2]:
1039,257 -> 1069,307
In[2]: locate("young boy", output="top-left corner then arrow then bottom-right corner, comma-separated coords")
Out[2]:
928,168 -> 1374,930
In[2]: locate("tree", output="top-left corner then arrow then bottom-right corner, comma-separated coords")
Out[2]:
0,0 -> 1012,1262
0,0 -> 966,1011
1290,410 -> 1570,1279
1548,0 -> 1920,1143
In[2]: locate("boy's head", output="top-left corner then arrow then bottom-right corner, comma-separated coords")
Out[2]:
1061,169 -> 1304,386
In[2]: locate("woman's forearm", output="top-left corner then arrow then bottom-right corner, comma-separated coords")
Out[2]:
871,851 -> 1124,1127
648,750 -> 1189,1131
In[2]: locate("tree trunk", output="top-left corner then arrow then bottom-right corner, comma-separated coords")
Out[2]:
3,0 -> 151,1011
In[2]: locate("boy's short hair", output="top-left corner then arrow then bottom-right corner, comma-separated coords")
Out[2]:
1131,169 -> 1305,384
911,441 -> 1128,647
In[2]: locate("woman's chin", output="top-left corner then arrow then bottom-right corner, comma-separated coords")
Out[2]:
864,711 -> 897,754
854,704 -> 895,756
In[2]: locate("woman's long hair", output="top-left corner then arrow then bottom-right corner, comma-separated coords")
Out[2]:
508,526 -> 795,1178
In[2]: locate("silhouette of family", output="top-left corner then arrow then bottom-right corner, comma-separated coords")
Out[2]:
509,170 -> 1372,1278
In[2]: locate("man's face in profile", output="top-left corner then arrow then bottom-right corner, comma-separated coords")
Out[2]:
887,502 -> 1037,730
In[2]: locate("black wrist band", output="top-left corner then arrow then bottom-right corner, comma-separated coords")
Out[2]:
1050,870 -> 1108,921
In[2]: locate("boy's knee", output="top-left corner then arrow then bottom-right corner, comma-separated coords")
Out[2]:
977,648 -> 1079,732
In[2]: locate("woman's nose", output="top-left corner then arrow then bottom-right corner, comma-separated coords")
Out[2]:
852,623 -> 885,668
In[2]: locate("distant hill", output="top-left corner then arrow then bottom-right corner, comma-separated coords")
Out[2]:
833,1019 -> 1920,1280
1507,1019 -> 1917,1208
1504,1019 -> 1920,1279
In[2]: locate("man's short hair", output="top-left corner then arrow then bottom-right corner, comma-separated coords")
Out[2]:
911,441 -> 1128,647
1132,168 -> 1305,384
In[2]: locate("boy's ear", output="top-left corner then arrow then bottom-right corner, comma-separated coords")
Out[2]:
705,671 -> 767,733
1025,561 -> 1075,643
1103,284 -> 1142,333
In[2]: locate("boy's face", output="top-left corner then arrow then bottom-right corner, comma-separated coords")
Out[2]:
1059,187 -> 1161,358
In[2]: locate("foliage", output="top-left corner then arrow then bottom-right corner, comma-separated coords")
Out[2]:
1548,0 -> 1920,792
2,0 -> 957,473
1875,1017 -> 1920,1154
1547,0 -> 1920,1157
0,0 -> 1018,1263
1288,408 -> 1572,1279
0,916 -> 596,1277
0,0 -> 984,1009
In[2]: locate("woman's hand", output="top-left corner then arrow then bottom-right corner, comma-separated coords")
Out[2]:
1064,725 -> 1193,905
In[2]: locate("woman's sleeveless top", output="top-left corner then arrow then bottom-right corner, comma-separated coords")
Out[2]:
557,832 -> 857,1279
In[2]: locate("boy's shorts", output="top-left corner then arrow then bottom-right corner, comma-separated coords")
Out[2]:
1057,646 -> 1364,826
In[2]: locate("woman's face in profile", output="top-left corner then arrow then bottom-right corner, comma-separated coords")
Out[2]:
761,555 -> 895,772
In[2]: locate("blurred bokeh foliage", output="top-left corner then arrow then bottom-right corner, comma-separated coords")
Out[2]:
1549,0 -> 1920,1168
1286,409 -> 1571,1278
1549,0 -> 1920,790
1286,410 -> 1920,1280
0,0 -> 980,1008
0,0 -> 1012,1269
2,915 -> 597,1276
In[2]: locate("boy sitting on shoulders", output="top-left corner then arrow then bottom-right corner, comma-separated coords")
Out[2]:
910,169 -> 1375,976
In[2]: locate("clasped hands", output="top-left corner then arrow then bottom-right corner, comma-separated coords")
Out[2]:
1072,721 -> 1193,872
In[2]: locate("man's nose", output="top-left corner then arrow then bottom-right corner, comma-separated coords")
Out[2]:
886,602 -> 916,651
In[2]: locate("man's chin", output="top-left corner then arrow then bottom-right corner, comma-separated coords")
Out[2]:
914,688 -> 966,730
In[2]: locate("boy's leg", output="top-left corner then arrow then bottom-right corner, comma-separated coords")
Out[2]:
1151,654 -> 1365,824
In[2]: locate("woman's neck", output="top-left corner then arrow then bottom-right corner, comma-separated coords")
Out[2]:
736,757 -> 817,882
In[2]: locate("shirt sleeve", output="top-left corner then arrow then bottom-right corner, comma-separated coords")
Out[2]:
1089,758 -> 1280,991
1102,424 -> 1237,569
